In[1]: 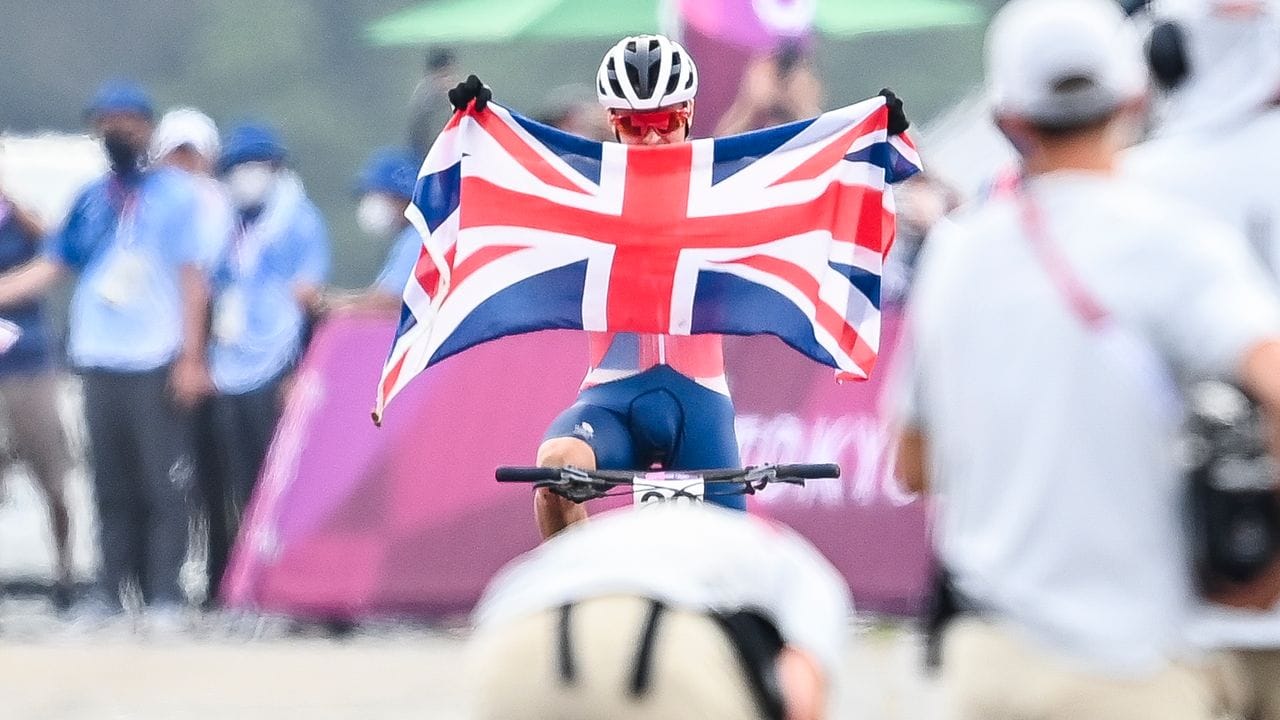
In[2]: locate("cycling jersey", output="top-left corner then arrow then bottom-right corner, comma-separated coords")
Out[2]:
583,332 -> 728,395
545,364 -> 745,510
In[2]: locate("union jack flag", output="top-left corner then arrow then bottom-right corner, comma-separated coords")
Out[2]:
373,97 -> 921,422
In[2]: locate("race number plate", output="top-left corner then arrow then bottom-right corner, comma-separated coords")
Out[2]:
634,472 -> 705,505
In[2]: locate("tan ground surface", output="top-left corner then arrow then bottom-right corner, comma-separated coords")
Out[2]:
0,615 -> 938,720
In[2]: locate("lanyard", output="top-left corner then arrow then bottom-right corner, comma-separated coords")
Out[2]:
229,218 -> 252,276
230,211 -> 268,279
1015,180 -> 1110,330
1012,177 -> 1184,424
107,175 -> 142,249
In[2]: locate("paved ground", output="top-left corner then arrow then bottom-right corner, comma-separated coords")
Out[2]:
0,609 -> 939,720
3,632 -> 467,720
0,427 -> 940,719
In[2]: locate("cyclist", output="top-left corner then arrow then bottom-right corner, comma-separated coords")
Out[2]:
448,34 -> 909,539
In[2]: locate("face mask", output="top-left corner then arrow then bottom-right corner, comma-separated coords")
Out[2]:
225,162 -> 276,209
357,195 -> 402,238
102,131 -> 144,178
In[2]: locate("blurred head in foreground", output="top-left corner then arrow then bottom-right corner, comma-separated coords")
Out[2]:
988,0 -> 1150,172
466,503 -> 851,720
1131,0 -> 1280,135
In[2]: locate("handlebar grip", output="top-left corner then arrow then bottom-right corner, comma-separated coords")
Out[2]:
495,466 -> 563,483
775,463 -> 841,480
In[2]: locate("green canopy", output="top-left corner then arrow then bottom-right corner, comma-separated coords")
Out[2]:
367,0 -> 984,46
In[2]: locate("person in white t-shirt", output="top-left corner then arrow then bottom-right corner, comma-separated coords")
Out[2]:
467,503 -> 851,720
1125,2 -> 1280,716
891,0 -> 1280,717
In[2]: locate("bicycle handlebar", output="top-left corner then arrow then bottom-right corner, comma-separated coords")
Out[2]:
494,462 -> 839,504
495,466 -> 563,483
493,462 -> 841,484
774,463 -> 841,480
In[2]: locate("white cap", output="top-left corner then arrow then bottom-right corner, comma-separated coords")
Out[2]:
1146,0 -> 1280,135
150,107 -> 220,162
987,0 -> 1149,125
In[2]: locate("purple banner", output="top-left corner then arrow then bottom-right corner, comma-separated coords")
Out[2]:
225,310 -> 929,619
679,0 -> 816,50
677,0 -> 816,153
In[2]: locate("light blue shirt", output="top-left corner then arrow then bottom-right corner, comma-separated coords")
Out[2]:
374,224 -> 421,296
46,167 -> 219,372
210,172 -> 329,394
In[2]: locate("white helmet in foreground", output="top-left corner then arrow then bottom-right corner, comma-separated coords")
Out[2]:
596,34 -> 698,110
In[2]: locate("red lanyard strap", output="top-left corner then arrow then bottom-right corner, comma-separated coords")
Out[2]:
1016,184 -> 1110,329
107,176 -> 139,215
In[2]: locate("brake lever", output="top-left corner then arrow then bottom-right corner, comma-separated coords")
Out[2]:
541,481 -> 606,504
549,466 -> 613,503
560,466 -> 594,484
741,465 -> 778,486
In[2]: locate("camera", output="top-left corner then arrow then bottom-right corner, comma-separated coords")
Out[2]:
1182,381 -> 1280,600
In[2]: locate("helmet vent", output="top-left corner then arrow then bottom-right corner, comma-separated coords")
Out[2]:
646,56 -> 663,98
626,61 -> 644,97
665,52 -> 683,96
606,61 -> 627,100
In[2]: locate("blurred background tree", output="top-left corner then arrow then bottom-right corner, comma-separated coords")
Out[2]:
0,0 -> 1001,285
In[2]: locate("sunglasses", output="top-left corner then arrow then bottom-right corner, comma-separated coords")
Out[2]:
611,106 -> 690,138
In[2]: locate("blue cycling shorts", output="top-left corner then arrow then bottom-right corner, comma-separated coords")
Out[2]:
543,364 -> 746,510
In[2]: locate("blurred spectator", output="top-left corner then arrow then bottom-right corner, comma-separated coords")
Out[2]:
325,147 -> 419,315
892,0 -> 1280,717
408,48 -> 459,159
534,84 -> 612,141
150,107 -> 237,609
149,106 -> 233,380
204,122 -> 329,604
714,40 -> 823,136
1125,1 -> 1280,716
150,108 -> 234,232
468,504 -> 850,720
881,174 -> 961,304
0,80 -> 219,620
0,188 -> 73,609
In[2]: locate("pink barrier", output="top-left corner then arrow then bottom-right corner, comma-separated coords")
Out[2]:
224,310 -> 929,619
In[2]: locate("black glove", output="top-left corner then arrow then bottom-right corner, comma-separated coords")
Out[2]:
448,74 -> 491,112
879,88 -> 909,136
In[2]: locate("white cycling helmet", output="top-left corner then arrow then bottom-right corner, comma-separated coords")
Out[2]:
596,34 -> 699,110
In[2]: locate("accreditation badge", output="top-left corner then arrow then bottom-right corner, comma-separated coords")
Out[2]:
0,318 -> 22,354
93,248 -> 152,308
212,285 -> 249,345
